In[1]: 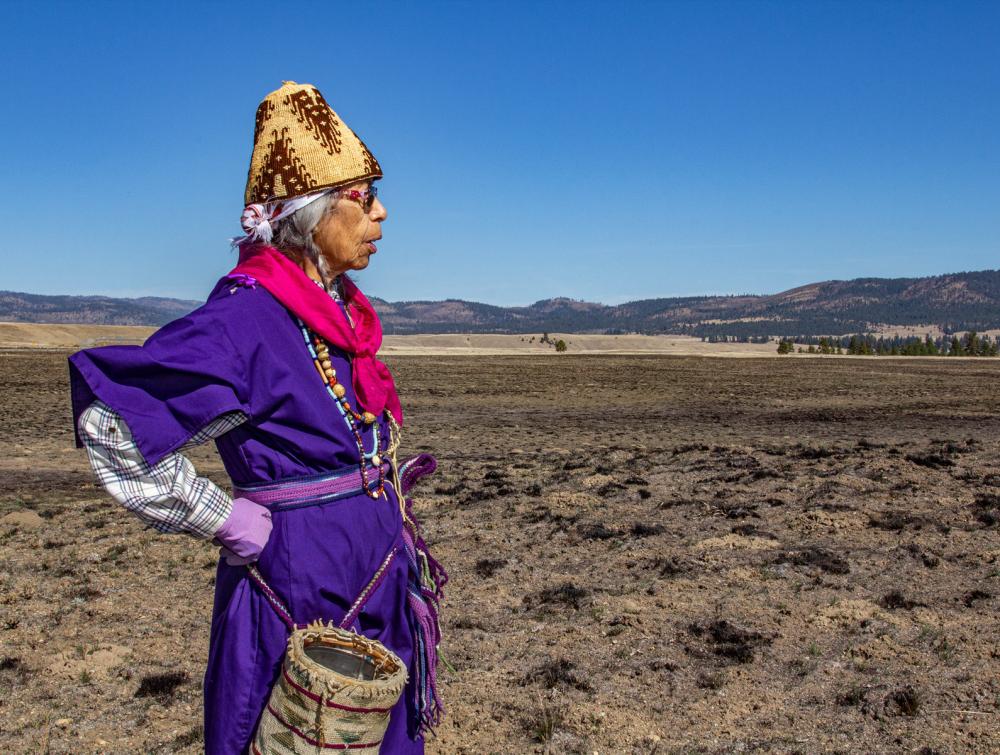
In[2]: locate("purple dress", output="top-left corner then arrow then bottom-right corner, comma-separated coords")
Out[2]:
68,277 -> 424,754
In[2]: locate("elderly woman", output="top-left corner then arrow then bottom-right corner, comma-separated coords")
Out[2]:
68,82 -> 445,754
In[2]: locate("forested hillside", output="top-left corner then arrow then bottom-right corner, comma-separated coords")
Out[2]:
3,269 -> 999,337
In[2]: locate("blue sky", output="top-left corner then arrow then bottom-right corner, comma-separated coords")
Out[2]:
2,0 -> 997,305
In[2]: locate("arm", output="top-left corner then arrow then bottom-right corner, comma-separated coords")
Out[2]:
78,400 -> 247,538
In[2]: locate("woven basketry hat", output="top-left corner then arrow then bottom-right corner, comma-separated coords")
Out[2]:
244,81 -> 382,205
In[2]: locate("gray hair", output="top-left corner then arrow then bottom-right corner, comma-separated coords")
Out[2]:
270,192 -> 340,285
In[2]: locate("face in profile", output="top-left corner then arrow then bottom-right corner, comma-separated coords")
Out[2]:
312,181 -> 387,275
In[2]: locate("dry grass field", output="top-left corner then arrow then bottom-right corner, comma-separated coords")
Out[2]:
0,323 -> 780,356
1,350 -> 999,753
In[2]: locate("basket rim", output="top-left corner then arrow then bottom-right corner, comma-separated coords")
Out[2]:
285,621 -> 408,700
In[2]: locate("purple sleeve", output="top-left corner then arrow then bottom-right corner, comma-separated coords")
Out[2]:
68,295 -> 252,467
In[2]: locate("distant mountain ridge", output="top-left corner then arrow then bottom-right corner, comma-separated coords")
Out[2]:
0,291 -> 201,326
3,269 -> 999,338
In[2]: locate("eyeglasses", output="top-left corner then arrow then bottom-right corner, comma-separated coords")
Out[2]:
338,184 -> 378,212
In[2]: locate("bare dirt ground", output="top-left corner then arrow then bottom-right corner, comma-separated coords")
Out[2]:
1,350 -> 999,754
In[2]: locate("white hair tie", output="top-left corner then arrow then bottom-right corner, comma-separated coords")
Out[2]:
230,188 -> 334,247
240,204 -> 273,243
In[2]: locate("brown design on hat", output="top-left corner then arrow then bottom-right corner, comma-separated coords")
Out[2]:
251,127 -> 314,205
358,137 -> 382,177
287,87 -> 342,156
244,81 -> 382,205
253,100 -> 275,144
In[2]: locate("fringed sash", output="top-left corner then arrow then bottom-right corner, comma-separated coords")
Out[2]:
398,453 -> 448,734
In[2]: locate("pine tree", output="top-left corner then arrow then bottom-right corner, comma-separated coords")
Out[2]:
965,331 -> 980,356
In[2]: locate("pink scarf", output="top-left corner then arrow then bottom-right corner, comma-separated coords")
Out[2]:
229,244 -> 403,425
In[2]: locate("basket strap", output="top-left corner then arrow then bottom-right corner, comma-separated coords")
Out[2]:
337,546 -> 398,630
246,564 -> 296,630
246,543 -> 399,632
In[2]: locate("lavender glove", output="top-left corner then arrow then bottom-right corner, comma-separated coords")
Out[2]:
218,547 -> 256,567
213,497 -> 273,566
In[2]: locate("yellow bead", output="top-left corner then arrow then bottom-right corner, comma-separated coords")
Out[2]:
362,412 -> 376,424
332,383 -> 346,398
372,454 -> 382,466
324,368 -> 336,378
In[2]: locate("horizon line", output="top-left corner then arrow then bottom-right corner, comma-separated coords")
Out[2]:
4,265 -> 1000,309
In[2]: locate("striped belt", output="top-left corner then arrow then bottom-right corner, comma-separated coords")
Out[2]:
233,462 -> 392,511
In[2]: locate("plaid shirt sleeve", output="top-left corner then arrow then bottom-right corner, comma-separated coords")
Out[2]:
78,400 -> 248,538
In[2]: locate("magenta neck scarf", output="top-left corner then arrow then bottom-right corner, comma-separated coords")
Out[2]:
230,244 -> 403,425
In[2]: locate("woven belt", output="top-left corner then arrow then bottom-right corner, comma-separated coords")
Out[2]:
237,463 -> 400,628
233,463 -> 392,511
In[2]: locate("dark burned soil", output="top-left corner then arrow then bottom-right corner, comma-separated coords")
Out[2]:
1,351 -> 999,754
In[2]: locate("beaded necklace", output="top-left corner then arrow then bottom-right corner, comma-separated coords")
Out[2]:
297,314 -> 388,499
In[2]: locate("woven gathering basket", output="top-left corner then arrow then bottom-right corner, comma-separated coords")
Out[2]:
252,621 -> 408,754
